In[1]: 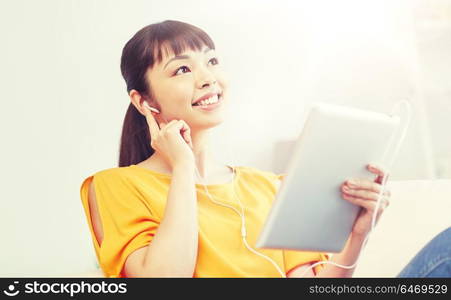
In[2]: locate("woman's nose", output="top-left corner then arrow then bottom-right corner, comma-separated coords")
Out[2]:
196,67 -> 217,88
200,79 -> 217,89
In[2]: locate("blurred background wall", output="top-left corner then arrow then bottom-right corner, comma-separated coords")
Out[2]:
0,0 -> 450,276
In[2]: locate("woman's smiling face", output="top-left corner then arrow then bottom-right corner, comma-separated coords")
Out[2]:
145,43 -> 229,129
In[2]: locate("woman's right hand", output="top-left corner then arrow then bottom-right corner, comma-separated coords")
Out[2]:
143,106 -> 195,169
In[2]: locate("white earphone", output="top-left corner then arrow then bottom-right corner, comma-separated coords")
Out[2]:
143,101 -> 160,114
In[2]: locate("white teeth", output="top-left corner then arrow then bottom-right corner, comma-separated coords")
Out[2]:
195,94 -> 219,106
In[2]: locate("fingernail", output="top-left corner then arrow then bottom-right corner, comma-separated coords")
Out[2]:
347,180 -> 356,187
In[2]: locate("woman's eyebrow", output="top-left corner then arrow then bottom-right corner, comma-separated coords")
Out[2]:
163,48 -> 213,70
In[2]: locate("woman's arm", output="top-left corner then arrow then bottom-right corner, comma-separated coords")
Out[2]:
286,233 -> 366,277
315,233 -> 365,277
138,162 -> 198,277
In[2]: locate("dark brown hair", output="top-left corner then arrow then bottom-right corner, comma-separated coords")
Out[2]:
118,20 -> 215,167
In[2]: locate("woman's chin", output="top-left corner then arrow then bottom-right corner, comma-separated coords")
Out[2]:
189,113 -> 225,130
197,117 -> 225,129
191,105 -> 226,126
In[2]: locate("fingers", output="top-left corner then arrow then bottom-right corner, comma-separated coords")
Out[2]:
174,120 -> 193,147
367,163 -> 387,177
143,106 -> 160,139
183,131 -> 193,149
341,172 -> 392,215
341,178 -> 391,217
345,178 -> 382,194
160,119 -> 193,147
342,184 -> 390,201
342,185 -> 378,201
142,105 -> 193,149
160,119 -> 177,131
367,163 -> 389,184
341,192 -> 390,212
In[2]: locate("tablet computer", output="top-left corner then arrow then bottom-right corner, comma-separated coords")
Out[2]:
256,102 -> 401,253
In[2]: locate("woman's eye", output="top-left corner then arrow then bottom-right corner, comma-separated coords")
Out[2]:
209,57 -> 219,65
173,58 -> 218,76
174,66 -> 190,76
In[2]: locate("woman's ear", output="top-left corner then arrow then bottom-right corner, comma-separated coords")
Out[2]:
129,89 -> 144,115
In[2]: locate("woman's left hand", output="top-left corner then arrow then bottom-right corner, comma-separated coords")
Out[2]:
341,163 -> 391,238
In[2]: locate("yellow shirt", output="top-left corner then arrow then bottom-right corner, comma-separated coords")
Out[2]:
79,164 -> 329,278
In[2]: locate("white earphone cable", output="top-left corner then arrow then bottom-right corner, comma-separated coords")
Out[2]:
156,111 -> 286,276
194,165 -> 287,277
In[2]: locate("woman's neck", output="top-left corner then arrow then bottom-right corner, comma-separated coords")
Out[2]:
149,149 -> 214,173
144,150 -> 233,185
145,129 -> 224,179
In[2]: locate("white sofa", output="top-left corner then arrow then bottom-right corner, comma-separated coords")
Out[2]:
353,179 -> 451,277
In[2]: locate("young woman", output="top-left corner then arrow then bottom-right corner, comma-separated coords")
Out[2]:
79,20 -> 391,278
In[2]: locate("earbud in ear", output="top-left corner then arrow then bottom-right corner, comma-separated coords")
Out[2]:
143,101 -> 160,114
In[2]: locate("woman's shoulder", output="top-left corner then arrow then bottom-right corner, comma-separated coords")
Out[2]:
235,166 -> 285,197
93,165 -> 132,178
82,165 -> 126,180
236,165 -> 285,185
79,165 -> 154,209
81,165 -> 137,189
